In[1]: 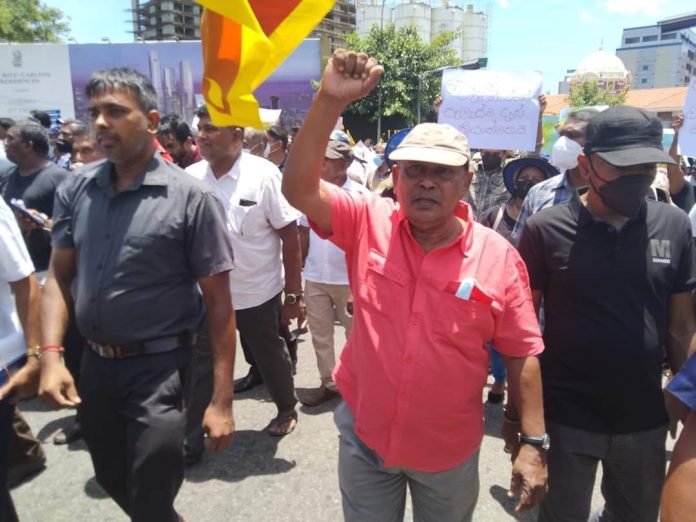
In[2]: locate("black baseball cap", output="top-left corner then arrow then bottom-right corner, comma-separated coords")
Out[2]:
583,105 -> 675,167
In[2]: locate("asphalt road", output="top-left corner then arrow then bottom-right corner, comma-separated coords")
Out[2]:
12,326 -> 660,521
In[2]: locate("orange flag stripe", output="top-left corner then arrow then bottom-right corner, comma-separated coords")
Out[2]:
198,0 -> 335,128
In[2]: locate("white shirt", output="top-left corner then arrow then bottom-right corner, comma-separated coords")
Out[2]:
300,177 -> 369,285
187,153 -> 300,310
0,198 -> 33,377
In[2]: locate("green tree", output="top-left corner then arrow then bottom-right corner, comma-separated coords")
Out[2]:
0,0 -> 70,43
568,80 -> 627,107
343,24 -> 460,126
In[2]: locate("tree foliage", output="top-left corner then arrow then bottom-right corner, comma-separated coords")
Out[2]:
0,0 -> 70,43
343,24 -> 460,125
568,80 -> 627,108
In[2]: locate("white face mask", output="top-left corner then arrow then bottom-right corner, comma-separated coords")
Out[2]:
263,142 -> 271,158
551,136 -> 583,171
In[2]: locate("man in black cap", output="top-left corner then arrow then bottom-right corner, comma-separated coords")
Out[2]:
519,105 -> 696,522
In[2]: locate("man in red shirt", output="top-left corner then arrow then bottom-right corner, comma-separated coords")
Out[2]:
283,50 -> 548,521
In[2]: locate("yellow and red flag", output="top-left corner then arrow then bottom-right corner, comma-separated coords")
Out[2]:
198,0 -> 334,128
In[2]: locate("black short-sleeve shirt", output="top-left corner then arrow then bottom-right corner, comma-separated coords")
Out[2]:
51,155 -> 234,345
1,163 -> 68,271
519,197 -> 696,433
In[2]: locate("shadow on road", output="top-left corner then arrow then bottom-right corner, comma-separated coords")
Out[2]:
185,429 -> 296,483
84,476 -> 110,499
489,484 -> 538,521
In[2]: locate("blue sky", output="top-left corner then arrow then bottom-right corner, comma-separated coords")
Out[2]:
45,0 -> 696,94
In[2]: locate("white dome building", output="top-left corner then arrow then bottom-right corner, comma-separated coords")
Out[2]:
569,48 -> 632,95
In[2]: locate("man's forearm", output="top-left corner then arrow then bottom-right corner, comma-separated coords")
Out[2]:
11,275 -> 41,348
41,272 -> 72,348
207,299 -> 236,408
667,330 -> 693,375
504,356 -> 545,436
279,223 -> 303,295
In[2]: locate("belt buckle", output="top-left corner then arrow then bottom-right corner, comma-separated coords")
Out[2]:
103,344 -> 121,359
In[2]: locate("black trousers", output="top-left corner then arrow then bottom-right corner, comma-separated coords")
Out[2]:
0,400 -> 18,522
79,346 -> 193,522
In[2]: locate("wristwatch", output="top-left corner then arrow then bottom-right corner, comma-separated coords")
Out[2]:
518,433 -> 551,451
284,293 -> 303,305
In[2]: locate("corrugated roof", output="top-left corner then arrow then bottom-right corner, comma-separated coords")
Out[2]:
544,86 -> 687,115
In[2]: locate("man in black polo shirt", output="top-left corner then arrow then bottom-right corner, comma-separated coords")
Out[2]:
38,68 -> 237,522
519,105 -> 696,522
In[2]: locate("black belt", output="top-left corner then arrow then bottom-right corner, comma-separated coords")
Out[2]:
87,332 -> 197,359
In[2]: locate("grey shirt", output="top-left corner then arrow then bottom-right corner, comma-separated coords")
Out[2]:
52,154 -> 234,345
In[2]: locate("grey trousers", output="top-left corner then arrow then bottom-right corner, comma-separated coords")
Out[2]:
538,421 -> 668,522
335,401 -> 479,522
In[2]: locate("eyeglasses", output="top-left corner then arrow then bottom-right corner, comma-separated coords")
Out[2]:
401,163 -> 460,182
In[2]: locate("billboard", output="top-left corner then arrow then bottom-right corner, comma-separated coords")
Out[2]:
0,39 -> 321,127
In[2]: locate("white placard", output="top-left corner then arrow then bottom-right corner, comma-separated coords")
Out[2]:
0,44 -> 74,121
681,77 -> 696,157
438,69 -> 543,152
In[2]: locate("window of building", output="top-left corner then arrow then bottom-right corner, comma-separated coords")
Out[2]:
641,78 -> 648,84
624,37 -> 640,44
661,33 -> 677,40
642,35 -> 658,42
642,65 -> 649,70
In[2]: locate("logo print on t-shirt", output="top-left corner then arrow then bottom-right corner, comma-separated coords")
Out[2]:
650,239 -> 671,264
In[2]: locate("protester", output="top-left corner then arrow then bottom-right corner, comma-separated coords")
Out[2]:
69,124 -> 105,171
188,105 -> 303,437
0,117 -> 14,166
661,352 -> 696,522
518,105 -> 696,522
157,114 -> 202,169
243,127 -> 268,157
39,68 -> 236,522
666,113 -> 694,213
0,197 -> 41,522
283,49 -> 548,521
266,125 -> 289,170
52,120 -> 85,171
298,140 -> 368,407
512,108 -> 598,242
480,156 -> 557,405
0,120 -> 67,275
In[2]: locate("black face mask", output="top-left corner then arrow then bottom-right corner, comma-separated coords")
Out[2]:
55,139 -> 73,154
481,154 -> 503,171
589,159 -> 653,218
512,179 -> 535,200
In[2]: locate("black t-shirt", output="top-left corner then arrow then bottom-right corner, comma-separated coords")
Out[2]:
519,197 -> 696,433
1,163 -> 68,271
482,203 -> 516,245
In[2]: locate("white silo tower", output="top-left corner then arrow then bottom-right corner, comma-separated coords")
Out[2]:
357,1 -> 394,36
394,0 -> 432,42
461,3 -> 488,62
431,2 -> 465,60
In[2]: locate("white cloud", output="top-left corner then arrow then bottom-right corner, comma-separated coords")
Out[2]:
601,0 -> 669,16
581,8 -> 593,21
497,0 -> 510,8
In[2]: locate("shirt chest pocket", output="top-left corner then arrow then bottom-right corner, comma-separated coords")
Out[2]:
357,250 -> 408,317
230,194 -> 265,236
433,286 -> 495,353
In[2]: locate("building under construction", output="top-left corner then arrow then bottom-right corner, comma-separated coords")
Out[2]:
131,0 -> 202,41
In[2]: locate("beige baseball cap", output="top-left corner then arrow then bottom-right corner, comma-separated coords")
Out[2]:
389,123 -> 470,167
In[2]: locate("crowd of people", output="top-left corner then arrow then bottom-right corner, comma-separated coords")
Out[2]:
0,49 -> 695,522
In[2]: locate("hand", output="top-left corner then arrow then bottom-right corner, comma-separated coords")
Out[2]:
202,402 -> 235,453
432,95 -> 443,116
282,301 -> 305,325
346,294 -> 354,317
671,113 -> 684,133
509,443 -> 548,512
15,208 -> 48,231
501,415 -> 521,461
538,94 -> 547,118
0,357 -> 41,403
319,49 -> 383,106
38,354 -> 81,408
